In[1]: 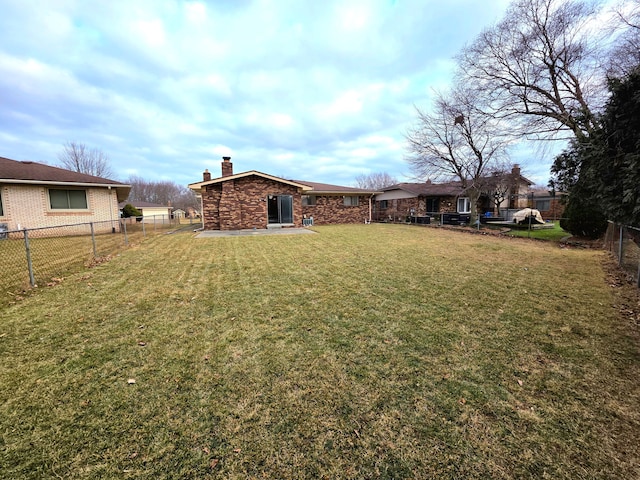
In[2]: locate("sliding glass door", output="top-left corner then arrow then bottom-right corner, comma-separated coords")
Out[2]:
267,195 -> 293,224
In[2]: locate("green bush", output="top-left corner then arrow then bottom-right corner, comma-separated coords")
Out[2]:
121,203 -> 142,218
560,196 -> 607,239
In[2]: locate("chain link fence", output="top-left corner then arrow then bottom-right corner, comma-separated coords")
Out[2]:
0,215 -> 186,301
604,221 -> 640,288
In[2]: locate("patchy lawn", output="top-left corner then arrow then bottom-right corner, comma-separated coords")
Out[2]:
504,223 -> 569,242
1,224 -> 638,479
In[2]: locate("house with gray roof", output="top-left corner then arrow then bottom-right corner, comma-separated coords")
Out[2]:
0,156 -> 130,233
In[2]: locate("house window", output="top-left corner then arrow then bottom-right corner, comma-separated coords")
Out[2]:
302,195 -> 317,206
426,198 -> 439,213
379,200 -> 388,209
344,196 -> 359,206
0,188 -> 3,216
535,199 -> 550,211
457,197 -> 470,213
49,189 -> 88,209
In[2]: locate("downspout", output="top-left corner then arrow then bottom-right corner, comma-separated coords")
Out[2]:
200,189 -> 205,230
368,194 -> 374,223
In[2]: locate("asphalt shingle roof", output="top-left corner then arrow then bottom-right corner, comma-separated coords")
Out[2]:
0,156 -> 126,185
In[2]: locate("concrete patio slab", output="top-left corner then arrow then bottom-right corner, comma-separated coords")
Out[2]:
195,228 -> 316,238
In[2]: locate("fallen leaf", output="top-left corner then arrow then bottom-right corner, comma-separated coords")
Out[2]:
459,398 -> 466,405
210,459 -> 219,469
127,378 -> 136,384
233,448 -> 241,453
138,341 -> 147,347
517,379 -> 523,386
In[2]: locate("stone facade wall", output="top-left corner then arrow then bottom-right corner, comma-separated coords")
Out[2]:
302,195 -> 371,225
374,196 -> 456,221
202,175 -> 303,230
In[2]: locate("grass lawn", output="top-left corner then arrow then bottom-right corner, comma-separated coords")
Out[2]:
503,223 -> 569,242
1,224 -> 638,479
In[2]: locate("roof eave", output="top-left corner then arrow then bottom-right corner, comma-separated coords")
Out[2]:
189,171 -> 311,190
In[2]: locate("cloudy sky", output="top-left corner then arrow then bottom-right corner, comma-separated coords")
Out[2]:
0,0 -> 563,187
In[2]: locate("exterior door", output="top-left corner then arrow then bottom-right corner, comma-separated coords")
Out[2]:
267,195 -> 293,224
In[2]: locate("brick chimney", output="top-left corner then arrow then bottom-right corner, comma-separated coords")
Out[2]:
511,164 -> 521,177
203,169 -> 211,181
221,156 -> 233,177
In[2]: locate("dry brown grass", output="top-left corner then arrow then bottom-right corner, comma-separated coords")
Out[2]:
1,224 -> 638,479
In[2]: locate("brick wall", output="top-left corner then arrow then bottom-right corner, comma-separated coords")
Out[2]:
201,175 -> 303,230
302,195 -> 371,225
0,184 -> 120,232
533,197 -> 565,221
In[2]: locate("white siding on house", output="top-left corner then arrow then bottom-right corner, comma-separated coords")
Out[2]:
139,207 -> 170,217
375,190 -> 416,201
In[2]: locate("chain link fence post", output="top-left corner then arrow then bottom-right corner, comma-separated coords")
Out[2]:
23,229 -> 35,287
618,225 -> 624,266
90,222 -> 97,258
122,219 -> 128,246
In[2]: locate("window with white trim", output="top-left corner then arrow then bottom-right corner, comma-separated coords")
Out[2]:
343,196 -> 359,206
457,197 -> 470,213
49,189 -> 88,209
0,188 -> 3,216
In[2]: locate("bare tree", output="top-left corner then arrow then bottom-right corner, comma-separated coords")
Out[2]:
354,172 -> 398,190
58,141 -> 115,178
477,162 -> 518,216
607,1 -> 640,77
126,175 -> 199,212
458,0 -> 606,142
406,87 -> 510,223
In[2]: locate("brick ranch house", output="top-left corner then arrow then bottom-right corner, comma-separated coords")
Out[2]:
188,157 -> 380,230
0,156 -> 130,234
373,165 -> 534,223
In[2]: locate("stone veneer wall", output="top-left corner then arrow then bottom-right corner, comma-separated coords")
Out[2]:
201,175 -> 303,230
302,195 -> 371,225
374,196 -> 457,221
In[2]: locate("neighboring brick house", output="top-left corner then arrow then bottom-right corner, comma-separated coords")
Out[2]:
530,188 -> 566,221
374,165 -> 533,222
188,157 -> 378,230
0,156 -> 130,233
373,181 -> 462,222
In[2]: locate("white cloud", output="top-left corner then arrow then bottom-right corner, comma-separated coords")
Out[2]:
0,0 -> 555,187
